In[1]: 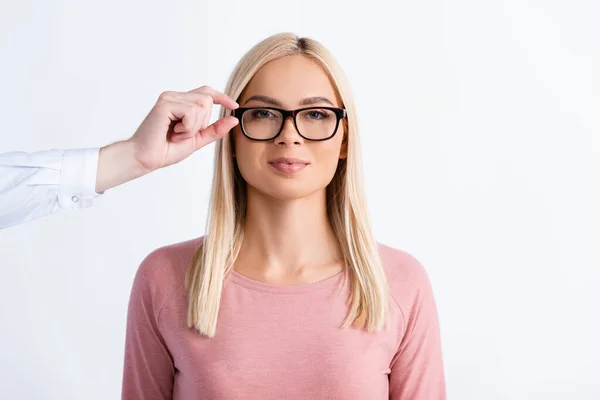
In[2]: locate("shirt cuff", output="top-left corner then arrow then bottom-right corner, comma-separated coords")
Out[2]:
58,148 -> 103,209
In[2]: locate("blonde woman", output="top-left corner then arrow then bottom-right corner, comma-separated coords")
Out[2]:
122,33 -> 446,399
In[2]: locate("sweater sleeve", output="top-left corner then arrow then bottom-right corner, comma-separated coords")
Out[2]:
388,256 -> 446,399
121,264 -> 175,400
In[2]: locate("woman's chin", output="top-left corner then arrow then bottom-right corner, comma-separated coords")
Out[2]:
248,181 -> 324,202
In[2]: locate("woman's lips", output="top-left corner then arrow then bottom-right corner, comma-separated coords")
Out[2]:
268,158 -> 309,174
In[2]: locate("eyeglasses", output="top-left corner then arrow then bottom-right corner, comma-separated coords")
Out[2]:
232,106 -> 347,141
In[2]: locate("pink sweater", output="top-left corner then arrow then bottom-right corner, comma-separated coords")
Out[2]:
122,237 -> 446,399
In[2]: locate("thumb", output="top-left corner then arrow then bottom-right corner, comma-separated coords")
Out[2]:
194,116 -> 239,150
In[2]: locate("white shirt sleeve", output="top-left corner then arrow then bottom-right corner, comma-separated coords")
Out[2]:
0,147 -> 103,229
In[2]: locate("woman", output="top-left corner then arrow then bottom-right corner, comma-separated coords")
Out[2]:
122,32 -> 446,399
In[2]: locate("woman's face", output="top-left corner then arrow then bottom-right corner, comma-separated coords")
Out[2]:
233,55 -> 347,201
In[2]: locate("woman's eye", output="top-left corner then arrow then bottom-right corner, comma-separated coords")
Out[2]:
251,110 -> 275,119
306,110 -> 330,120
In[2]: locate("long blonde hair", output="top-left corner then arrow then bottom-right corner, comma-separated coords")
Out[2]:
185,32 -> 390,338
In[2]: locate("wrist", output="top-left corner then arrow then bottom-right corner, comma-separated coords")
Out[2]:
96,140 -> 149,193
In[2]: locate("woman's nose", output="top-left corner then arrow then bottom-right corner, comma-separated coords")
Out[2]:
275,116 -> 304,146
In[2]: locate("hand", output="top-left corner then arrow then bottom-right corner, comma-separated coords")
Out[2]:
130,86 -> 239,172
96,86 -> 239,193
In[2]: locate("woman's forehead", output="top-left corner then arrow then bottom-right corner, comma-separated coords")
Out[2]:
240,55 -> 341,107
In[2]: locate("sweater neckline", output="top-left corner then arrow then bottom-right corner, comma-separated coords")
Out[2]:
227,268 -> 345,294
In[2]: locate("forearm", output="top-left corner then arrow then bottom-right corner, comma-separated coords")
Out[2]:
96,140 -> 149,193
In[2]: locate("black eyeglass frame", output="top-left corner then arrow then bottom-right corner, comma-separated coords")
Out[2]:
232,106 -> 347,141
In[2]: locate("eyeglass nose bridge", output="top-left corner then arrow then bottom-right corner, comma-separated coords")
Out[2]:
273,109 -> 303,140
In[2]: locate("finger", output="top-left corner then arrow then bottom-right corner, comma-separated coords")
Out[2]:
194,116 -> 239,150
159,89 -> 237,132
161,92 -> 213,135
169,91 -> 214,110
202,105 -> 211,130
158,91 -> 214,121
172,110 -> 198,138
171,102 -> 208,140
188,86 -> 239,110
181,95 -> 213,131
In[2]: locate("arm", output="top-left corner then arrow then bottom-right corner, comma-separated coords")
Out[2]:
122,264 -> 175,399
389,263 -> 447,399
0,142 -> 145,229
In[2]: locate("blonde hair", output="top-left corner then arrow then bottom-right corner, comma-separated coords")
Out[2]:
185,32 -> 390,338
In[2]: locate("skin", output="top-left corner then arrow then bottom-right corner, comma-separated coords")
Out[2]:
233,55 -> 348,284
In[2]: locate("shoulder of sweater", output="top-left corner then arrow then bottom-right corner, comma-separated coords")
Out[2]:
135,235 -> 205,297
376,242 -> 435,306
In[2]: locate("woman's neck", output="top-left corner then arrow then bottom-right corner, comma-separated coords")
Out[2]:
236,187 -> 343,279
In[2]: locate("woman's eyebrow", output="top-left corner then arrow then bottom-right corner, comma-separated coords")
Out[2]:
299,96 -> 334,106
244,95 -> 283,106
244,95 -> 334,107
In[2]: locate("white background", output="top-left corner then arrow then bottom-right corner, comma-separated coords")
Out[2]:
1,0 -> 599,399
